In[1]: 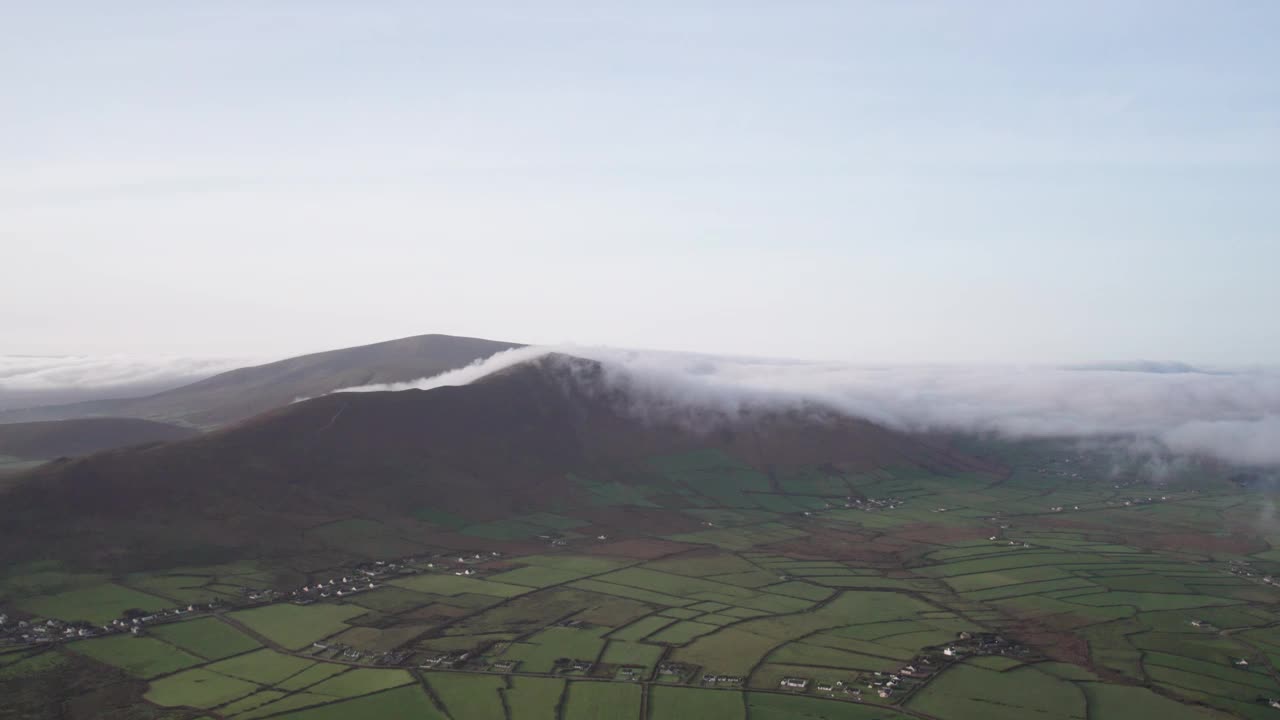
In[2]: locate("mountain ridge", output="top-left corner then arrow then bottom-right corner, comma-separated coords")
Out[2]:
0,333 -> 522,429
0,352 -> 1001,571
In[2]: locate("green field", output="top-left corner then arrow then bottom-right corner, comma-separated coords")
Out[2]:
650,685 -> 745,719
148,616 -> 261,660
505,676 -> 566,720
207,647 -> 314,684
18,583 -> 171,624
7,442 -> 1280,720
563,680 -> 642,720
145,667 -> 259,707
229,602 -> 368,649
273,685 -> 444,719
70,635 -> 203,678
424,673 -> 507,718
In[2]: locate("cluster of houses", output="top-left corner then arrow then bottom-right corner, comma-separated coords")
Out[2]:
536,532 -> 570,547
553,658 -> 595,674
699,672 -> 744,685
0,600 -> 222,648
420,649 -> 472,669
308,640 -> 410,665
657,661 -> 697,681
774,631 -> 1032,703
842,496 -> 905,512
1229,560 -> 1280,589
988,535 -> 1035,548
281,551 -> 506,606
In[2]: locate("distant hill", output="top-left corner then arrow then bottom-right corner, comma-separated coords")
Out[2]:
0,353 -> 999,571
0,417 -> 198,461
0,334 -> 522,429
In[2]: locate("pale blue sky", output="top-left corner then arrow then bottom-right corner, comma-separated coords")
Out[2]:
3,1 -> 1277,363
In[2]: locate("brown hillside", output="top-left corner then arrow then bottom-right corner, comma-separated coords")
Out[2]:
0,353 -> 999,570
0,417 -> 197,460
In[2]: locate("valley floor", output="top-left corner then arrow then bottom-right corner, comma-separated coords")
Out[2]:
3,447 -> 1277,719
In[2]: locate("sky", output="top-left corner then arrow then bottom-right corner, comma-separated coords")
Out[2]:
3,1 -> 1278,365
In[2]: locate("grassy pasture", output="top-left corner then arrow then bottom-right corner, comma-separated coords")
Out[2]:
309,668 -> 415,697
767,581 -> 837,600
610,614 -> 675,641
1080,682 -> 1222,720
805,633 -> 916,661
426,672 -> 507,718
568,578 -> 692,606
489,565 -> 593,587
142,666 -> 259,707
234,692 -> 330,719
70,634 -> 202,678
277,660 -> 349,690
643,553 -> 760,577
649,685 -> 745,719
710,570 -> 788,588
389,573 -> 532,598
917,551 -> 1107,578
124,573 -> 225,604
746,692 -> 915,719
1069,592 -> 1242,611
219,689 -> 288,715
907,664 -> 1087,720
563,680 -> 641,720
273,685 -> 444,719
667,523 -> 807,550
229,602 -> 367,649
148,616 -> 260,660
595,568 -> 755,599
600,640 -> 663,667
505,676 -> 566,720
671,628 -> 780,675
960,577 -> 1099,601
144,667 -> 259,707
648,620 -> 720,644
350,585 -> 438,613
498,626 -> 609,672
658,607 -> 702,620
1143,651 -> 1276,692
943,565 -> 1071,592
18,582 -> 170,624
207,647 -> 314,685
769,641 -> 900,671
518,554 -> 631,574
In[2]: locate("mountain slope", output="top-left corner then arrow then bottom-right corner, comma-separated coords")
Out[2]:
0,334 -> 522,429
0,418 -> 197,461
0,353 -> 1000,570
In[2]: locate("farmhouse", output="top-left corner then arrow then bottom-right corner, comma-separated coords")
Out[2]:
780,677 -> 810,690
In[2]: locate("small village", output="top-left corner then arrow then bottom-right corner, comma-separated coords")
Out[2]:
0,550 -> 506,652
842,495 -> 906,512
773,630 -> 1033,702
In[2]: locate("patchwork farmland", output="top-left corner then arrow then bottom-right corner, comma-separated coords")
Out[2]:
3,447 -> 1279,718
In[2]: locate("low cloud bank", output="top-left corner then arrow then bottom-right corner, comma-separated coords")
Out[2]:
335,346 -> 1280,467
0,354 -> 244,411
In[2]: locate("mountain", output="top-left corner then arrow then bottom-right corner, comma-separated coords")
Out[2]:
0,334 -> 522,429
0,353 -> 1000,571
0,417 -> 197,461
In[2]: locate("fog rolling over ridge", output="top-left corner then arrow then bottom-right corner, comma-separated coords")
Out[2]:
339,347 -> 1280,467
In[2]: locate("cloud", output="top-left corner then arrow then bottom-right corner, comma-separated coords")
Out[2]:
334,346 -> 1280,467
0,354 -> 246,411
